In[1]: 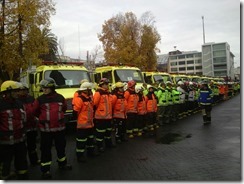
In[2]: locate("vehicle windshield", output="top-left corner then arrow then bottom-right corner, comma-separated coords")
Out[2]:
174,76 -> 188,83
114,69 -> 144,83
192,77 -> 201,83
153,74 -> 172,83
44,70 -> 91,88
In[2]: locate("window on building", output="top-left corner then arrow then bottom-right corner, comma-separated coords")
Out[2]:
171,68 -> 178,72
179,61 -> 185,65
169,56 -> 177,60
213,44 -> 225,51
213,57 -> 226,64
178,55 -> 185,59
213,50 -> 226,57
187,66 -> 194,70
186,54 -> 193,58
214,64 -> 227,70
214,71 -> 227,76
179,67 -> 186,71
170,62 -> 177,66
195,59 -> 202,64
195,66 -> 202,70
187,60 -> 194,64
194,53 -> 202,57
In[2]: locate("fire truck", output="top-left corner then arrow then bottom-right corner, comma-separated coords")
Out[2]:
93,63 -> 145,90
142,71 -> 172,85
19,61 -> 91,123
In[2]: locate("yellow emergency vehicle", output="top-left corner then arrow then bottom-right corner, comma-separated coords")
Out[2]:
20,61 -> 91,123
170,73 -> 190,84
93,63 -> 145,89
142,71 -> 172,84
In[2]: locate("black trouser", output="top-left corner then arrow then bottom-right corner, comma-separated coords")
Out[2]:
136,115 -> 146,132
76,128 -> 95,158
157,105 -> 167,124
113,118 -> 127,141
40,130 -> 67,173
147,112 -> 157,129
26,131 -> 39,165
0,142 -> 28,179
94,119 -> 112,148
126,113 -> 138,135
200,104 -> 212,122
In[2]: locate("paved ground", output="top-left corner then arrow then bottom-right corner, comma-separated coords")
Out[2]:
26,94 -> 241,181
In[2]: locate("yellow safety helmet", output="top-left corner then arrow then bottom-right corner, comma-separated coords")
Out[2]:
0,80 -> 22,93
115,82 -> 125,88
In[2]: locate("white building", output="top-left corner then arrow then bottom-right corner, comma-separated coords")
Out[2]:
202,42 -> 235,79
167,50 -> 202,75
157,42 -> 236,80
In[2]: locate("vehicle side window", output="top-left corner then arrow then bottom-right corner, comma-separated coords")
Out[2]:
145,76 -> 152,84
103,71 -> 112,83
94,73 -> 101,83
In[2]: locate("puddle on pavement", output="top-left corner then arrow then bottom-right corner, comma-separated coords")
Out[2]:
156,132 -> 192,144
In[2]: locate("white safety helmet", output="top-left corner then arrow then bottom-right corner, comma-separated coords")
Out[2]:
177,81 -> 184,85
189,81 -> 193,85
78,82 -> 94,91
135,85 -> 143,93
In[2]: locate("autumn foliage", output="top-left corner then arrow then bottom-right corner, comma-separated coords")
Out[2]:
0,0 -> 56,82
98,12 -> 161,71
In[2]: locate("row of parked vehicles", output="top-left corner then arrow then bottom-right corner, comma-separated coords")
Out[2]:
19,61 -> 234,123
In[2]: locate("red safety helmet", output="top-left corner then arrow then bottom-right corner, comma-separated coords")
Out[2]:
99,78 -> 110,86
127,80 -> 136,88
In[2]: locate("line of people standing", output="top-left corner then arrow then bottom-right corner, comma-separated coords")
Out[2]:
0,78 -> 72,180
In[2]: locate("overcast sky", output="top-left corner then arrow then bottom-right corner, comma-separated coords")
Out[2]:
50,0 -> 240,67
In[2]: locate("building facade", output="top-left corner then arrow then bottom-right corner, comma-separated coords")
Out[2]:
202,42 -> 235,79
167,50 -> 202,75
157,42 -> 236,80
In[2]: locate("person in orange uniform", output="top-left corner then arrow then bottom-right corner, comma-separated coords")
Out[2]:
0,81 -> 28,180
218,82 -> 225,102
145,85 -> 158,135
111,82 -> 127,143
124,80 -> 139,138
135,86 -> 147,136
93,78 -> 114,153
72,79 -> 89,106
73,81 -> 98,163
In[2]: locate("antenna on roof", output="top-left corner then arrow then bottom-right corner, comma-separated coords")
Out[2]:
202,16 -> 206,44
78,25 -> 81,59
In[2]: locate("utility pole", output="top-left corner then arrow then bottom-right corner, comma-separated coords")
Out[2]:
202,16 -> 206,44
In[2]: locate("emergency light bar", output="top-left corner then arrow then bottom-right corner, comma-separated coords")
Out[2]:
42,61 -> 84,66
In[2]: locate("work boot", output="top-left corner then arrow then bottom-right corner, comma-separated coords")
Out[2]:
105,139 -> 116,148
116,137 -> 122,144
98,146 -> 105,153
121,134 -> 128,142
137,132 -> 142,137
77,155 -> 87,163
42,171 -> 52,180
17,173 -> 29,180
59,164 -> 72,171
31,159 -> 41,166
87,149 -> 100,157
